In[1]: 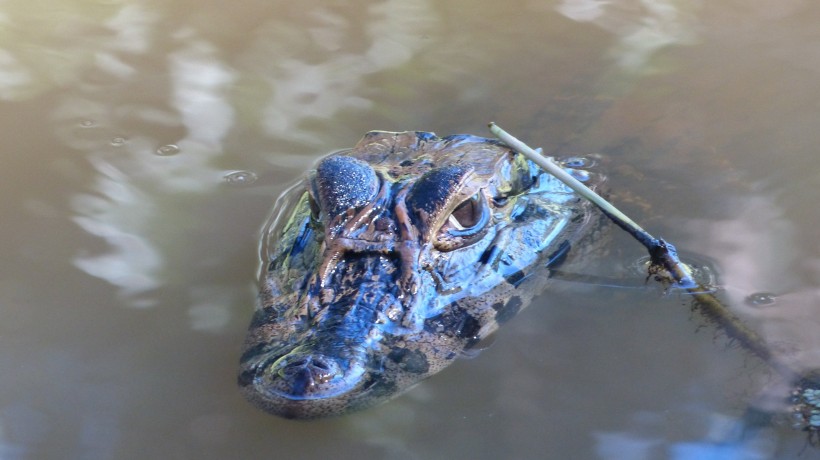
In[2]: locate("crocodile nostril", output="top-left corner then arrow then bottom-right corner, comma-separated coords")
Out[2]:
286,358 -> 308,368
310,357 -> 331,372
275,354 -> 341,392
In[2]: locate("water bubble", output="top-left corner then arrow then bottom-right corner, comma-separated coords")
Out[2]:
563,157 -> 595,168
746,292 -> 777,307
569,169 -> 590,182
110,137 -> 127,146
155,144 -> 180,156
223,170 -> 258,186
79,119 -> 96,128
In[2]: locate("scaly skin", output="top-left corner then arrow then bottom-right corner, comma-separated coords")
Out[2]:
239,131 -> 604,419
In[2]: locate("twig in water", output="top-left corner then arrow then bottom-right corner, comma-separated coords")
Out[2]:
488,122 -> 820,432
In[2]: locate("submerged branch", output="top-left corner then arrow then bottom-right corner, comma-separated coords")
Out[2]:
490,122 -> 820,432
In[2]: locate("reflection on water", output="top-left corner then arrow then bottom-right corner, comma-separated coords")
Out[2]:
684,192 -> 820,393
256,0 -> 436,143
66,35 -> 238,307
557,0 -> 698,71
59,0 -> 440,307
1,0 -> 820,458
593,409 -> 781,459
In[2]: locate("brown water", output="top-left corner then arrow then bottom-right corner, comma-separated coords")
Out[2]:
2,0 -> 820,458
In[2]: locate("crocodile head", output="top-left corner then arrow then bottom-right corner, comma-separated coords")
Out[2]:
239,131 -> 603,418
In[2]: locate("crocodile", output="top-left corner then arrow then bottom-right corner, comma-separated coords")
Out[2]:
238,130 -> 604,419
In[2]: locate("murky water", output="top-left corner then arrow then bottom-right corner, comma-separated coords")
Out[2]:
2,0 -> 820,458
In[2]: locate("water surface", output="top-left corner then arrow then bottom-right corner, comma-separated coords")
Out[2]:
2,0 -> 820,458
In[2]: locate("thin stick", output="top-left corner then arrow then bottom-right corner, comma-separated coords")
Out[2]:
489,123 -> 649,242
488,122 -> 799,382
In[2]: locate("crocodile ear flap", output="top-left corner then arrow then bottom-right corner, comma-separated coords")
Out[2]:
511,153 -> 538,194
493,152 -> 537,202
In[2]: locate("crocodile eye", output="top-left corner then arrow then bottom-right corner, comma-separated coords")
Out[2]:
404,165 -> 491,251
448,193 -> 483,230
447,193 -> 489,231
435,192 -> 490,251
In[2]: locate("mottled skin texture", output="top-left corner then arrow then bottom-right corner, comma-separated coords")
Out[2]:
239,131 -> 604,419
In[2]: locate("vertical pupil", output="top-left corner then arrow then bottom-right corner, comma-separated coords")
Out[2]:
451,194 -> 479,228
